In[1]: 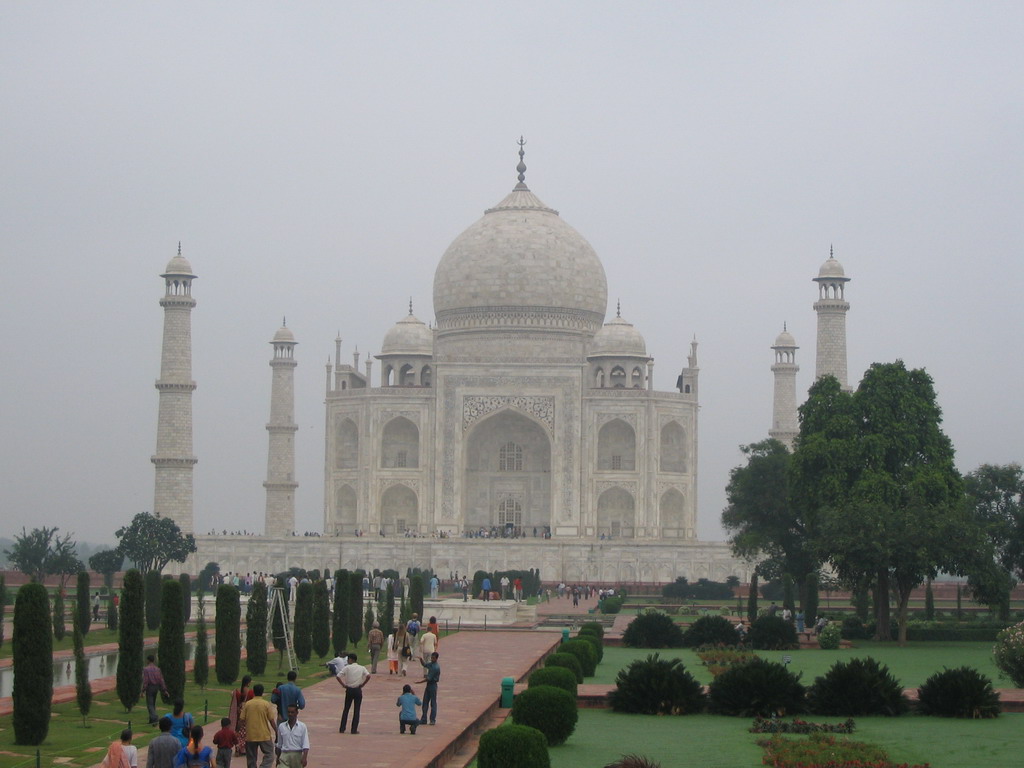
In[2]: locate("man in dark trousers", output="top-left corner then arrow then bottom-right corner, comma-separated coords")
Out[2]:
417,652 -> 441,725
146,717 -> 181,768
335,652 -> 370,734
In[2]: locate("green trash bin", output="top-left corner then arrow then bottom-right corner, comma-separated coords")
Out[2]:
500,676 -> 515,708
561,627 -> 570,644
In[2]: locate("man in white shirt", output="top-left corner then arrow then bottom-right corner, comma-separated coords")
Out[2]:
499,575 -> 510,600
335,653 -> 370,734
275,705 -> 309,768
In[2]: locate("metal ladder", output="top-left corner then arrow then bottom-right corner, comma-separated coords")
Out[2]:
269,587 -> 299,672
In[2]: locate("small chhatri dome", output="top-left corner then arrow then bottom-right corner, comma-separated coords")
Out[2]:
589,311 -> 648,358
163,242 -> 195,277
773,324 -> 797,348
380,307 -> 433,356
816,245 -> 847,280
273,318 -> 296,344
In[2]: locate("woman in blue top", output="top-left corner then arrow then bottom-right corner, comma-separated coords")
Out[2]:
175,725 -> 213,768
164,700 -> 195,748
396,684 -> 423,734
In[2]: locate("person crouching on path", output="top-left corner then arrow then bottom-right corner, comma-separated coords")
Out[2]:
275,705 -> 309,768
396,685 -> 422,734
336,652 -> 370,734
238,684 -> 276,768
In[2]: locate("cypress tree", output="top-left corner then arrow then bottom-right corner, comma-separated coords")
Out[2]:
924,578 -> 935,620
246,581 -> 269,675
0,574 -> 5,648
363,600 -> 375,640
13,582 -> 53,744
348,572 -> 363,647
144,570 -> 162,631
179,573 -> 192,625
332,570 -> 349,656
73,625 -> 92,725
746,572 -> 759,623
215,584 -> 241,684
384,582 -> 396,634
108,590 -> 119,632
158,579 -> 185,701
311,580 -> 331,659
293,582 -> 313,663
804,572 -> 819,623
116,569 -> 144,712
52,589 -> 66,641
193,592 -> 209,689
782,574 -> 795,613
409,574 -> 424,622
399,593 -> 410,626
76,570 -> 91,636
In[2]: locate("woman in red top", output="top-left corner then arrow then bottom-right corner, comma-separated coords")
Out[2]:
227,675 -> 254,756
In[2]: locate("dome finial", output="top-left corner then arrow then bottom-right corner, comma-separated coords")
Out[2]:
178,241 -> 182,256
409,297 -> 413,316
783,321 -> 787,332
282,316 -> 286,327
616,299 -> 621,318
516,136 -> 527,184
830,243 -> 834,258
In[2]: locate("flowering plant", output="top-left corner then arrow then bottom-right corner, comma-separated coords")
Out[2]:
818,622 -> 842,650
758,733 -> 930,768
993,620 -> 1024,687
750,716 -> 855,734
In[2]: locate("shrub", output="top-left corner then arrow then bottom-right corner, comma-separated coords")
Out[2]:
528,665 -> 578,696
600,597 -> 623,614
13,583 -> 53,744
246,582 -> 268,675
609,653 -> 705,715
560,638 -> 597,677
817,622 -> 842,649
623,610 -> 685,649
758,733 -> 928,768
707,657 -> 806,716
603,757 -> 662,768
749,716 -> 855,734
579,621 -> 604,638
116,569 -> 144,711
683,615 -> 740,647
144,570 -> 162,630
840,615 -> 870,640
312,581 -> 331,659
332,570 -> 349,656
748,615 -> 798,650
511,685 -> 578,746
994,621 -> 1024,686
157,579 -> 185,701
293,582 -> 314,662
76,571 -> 91,636
916,666 -> 1000,719
575,631 -> 603,663
215,584 -> 241,684
545,652 -> 583,683
807,657 -> 908,716
697,647 -> 758,676
477,724 -> 549,768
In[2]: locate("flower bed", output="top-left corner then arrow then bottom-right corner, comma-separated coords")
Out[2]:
757,733 -> 930,768
750,716 -> 856,735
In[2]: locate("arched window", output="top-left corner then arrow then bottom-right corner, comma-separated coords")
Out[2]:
610,366 -> 626,388
421,365 -> 432,387
597,419 -> 636,471
660,421 -> 686,473
499,441 -> 523,472
497,496 -> 522,527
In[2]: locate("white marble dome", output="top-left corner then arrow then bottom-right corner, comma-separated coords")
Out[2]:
590,314 -> 647,357
380,312 -> 432,356
773,328 -> 796,348
272,325 -> 296,344
816,255 -> 847,279
163,249 -> 195,277
432,182 -> 608,334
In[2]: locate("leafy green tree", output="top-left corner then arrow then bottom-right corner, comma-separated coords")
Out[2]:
215,584 -> 241,684
722,440 -> 819,609
144,570 -> 163,631
293,582 -> 313,663
73,625 -> 92,725
5,527 -> 81,585
116,569 -> 144,711
312,581 -> 331,659
52,590 -> 66,641
158,579 -> 185,701
89,548 -> 124,589
348,572 -> 364,647
246,582 -> 269,675
198,562 -> 220,592
332,570 -> 349,656
793,365 -> 973,643
179,573 -> 192,625
13,582 -> 53,744
76,570 -> 91,636
193,593 -> 209,689
115,512 -> 196,575
965,463 -> 1023,618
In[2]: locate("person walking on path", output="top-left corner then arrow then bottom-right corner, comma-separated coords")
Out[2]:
102,729 -> 137,768
386,626 -> 401,675
417,652 -> 441,725
142,655 -> 170,725
147,718 -> 181,768
93,592 -> 102,622
396,684 -> 422,735
164,701 -> 195,749
275,705 -> 309,768
174,725 -> 213,768
367,621 -> 385,673
418,624 -> 438,663
336,652 -> 370,734
211,718 -> 237,768
271,670 -> 305,721
228,676 -> 255,757
429,575 -> 439,599
239,684 -> 276,768
481,576 -> 491,601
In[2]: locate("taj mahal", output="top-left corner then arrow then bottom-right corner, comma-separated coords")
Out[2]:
153,144 -> 851,584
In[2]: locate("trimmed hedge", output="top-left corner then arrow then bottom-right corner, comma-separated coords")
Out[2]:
748,615 -> 798,650
707,657 -> 806,716
623,610 -> 684,649
560,638 -> 598,677
578,621 -> 604,638
609,653 -> 705,715
916,666 -> 1000,719
545,652 -> 583,683
807,657 -> 908,717
13,582 -> 53,744
682,615 -> 740,648
575,631 -> 604,663
478,724 -> 550,768
511,685 -> 578,746
528,666 -> 578,696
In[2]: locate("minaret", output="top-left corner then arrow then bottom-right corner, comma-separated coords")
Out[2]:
264,319 -> 299,537
152,244 -> 198,533
813,246 -> 851,390
770,324 -> 799,450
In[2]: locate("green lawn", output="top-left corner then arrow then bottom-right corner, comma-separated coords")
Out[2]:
545,708 -> 1024,768
593,640 -> 1005,688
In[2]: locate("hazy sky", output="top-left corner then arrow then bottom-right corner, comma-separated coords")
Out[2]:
2,3 -> 1021,547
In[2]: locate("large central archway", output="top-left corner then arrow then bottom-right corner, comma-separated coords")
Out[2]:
463,409 -> 552,534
